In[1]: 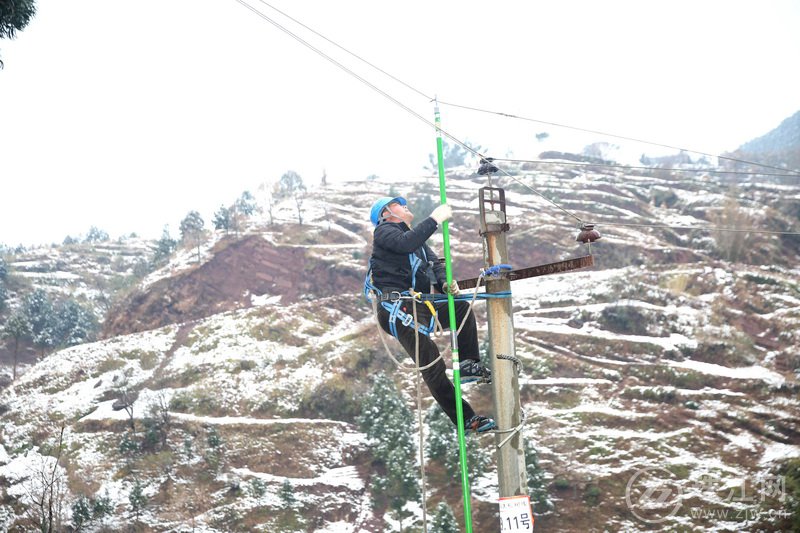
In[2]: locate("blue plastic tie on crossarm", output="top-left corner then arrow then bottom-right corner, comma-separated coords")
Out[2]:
484,264 -> 513,277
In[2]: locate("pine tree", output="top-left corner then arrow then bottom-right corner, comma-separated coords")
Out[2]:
204,426 -> 224,472
358,373 -> 420,530
129,479 -> 148,522
235,190 -> 258,216
179,210 -> 205,262
248,477 -> 266,498
91,491 -> 113,520
21,288 -> 56,356
0,0 -> 37,69
0,257 -> 7,314
279,479 -> 296,509
53,299 -> 97,348
213,205 -> 232,233
430,501 -> 459,533
1,310 -> 30,380
152,226 -> 177,267
71,495 -> 92,531
426,406 -> 488,478
84,226 -> 109,243
524,439 -> 553,514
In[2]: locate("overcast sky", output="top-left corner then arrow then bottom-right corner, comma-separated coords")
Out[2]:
1,0 -> 798,247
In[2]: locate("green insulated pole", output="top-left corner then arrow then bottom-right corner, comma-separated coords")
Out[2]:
434,100 -> 474,533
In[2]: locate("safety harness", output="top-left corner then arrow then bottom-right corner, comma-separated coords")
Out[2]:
363,250 -> 438,338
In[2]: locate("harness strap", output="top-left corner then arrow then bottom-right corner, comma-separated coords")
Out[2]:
382,298 -> 436,338
365,251 -> 439,339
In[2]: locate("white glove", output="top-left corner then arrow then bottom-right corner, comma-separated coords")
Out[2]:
430,204 -> 453,224
443,280 -> 460,295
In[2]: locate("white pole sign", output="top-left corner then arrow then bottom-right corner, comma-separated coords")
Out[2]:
499,495 -> 534,531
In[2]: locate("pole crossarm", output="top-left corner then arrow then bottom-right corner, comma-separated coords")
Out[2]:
458,255 -> 594,290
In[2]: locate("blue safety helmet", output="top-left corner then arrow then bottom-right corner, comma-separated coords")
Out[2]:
370,196 -> 407,226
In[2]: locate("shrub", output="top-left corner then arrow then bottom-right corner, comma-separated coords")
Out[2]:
297,374 -> 360,422
584,485 -> 602,506
249,477 -> 266,498
598,305 -> 650,336
553,479 -> 570,490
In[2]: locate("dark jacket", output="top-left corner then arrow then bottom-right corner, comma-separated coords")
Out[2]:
369,218 -> 447,294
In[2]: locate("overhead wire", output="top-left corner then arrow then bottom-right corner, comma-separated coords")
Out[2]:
231,0 -> 799,237
437,101 -> 800,176
587,221 -> 800,236
250,0 -> 434,101
240,0 -> 798,181
229,0 -> 577,223
230,0 -> 434,129
234,0 -> 800,513
491,157 -> 800,179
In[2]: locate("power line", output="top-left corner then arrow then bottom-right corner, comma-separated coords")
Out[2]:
492,157 -> 800,179
231,0 -> 797,235
481,163 -> 584,223
230,0 -> 487,165
231,0 -> 428,125
438,101 -> 800,177
250,0 -> 434,101
241,0 -> 795,183
231,0 -> 564,226
592,221 -> 800,236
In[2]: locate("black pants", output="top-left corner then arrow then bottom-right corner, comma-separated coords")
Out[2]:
377,299 -> 480,425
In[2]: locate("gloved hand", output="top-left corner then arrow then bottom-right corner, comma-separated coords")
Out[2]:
430,203 -> 453,224
443,280 -> 460,295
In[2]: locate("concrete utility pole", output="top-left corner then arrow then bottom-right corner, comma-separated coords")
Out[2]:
478,186 -> 528,498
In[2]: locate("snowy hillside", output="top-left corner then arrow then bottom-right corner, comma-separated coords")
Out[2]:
1,157 -> 799,531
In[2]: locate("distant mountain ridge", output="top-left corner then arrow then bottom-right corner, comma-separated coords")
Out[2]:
1,155 -> 799,531
731,110 -> 800,170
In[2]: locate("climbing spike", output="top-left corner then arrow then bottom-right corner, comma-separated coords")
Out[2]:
576,223 -> 601,243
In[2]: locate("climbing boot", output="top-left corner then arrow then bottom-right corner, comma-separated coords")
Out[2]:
459,359 -> 492,385
467,415 -> 497,433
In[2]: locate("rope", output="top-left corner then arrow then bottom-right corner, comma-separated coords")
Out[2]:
368,284 -> 484,530
455,273 -> 483,337
412,298 -> 428,531
369,298 -> 444,372
490,353 -> 527,449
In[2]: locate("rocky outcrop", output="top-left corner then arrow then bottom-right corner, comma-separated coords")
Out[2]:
103,234 -> 362,337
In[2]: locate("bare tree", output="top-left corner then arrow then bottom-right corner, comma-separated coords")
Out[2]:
258,180 -> 278,226
143,392 -> 171,452
22,424 -> 68,533
278,171 -> 306,225
713,196 -> 754,262
113,374 -> 137,436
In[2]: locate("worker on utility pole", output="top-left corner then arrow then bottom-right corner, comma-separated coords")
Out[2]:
365,195 -> 496,432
